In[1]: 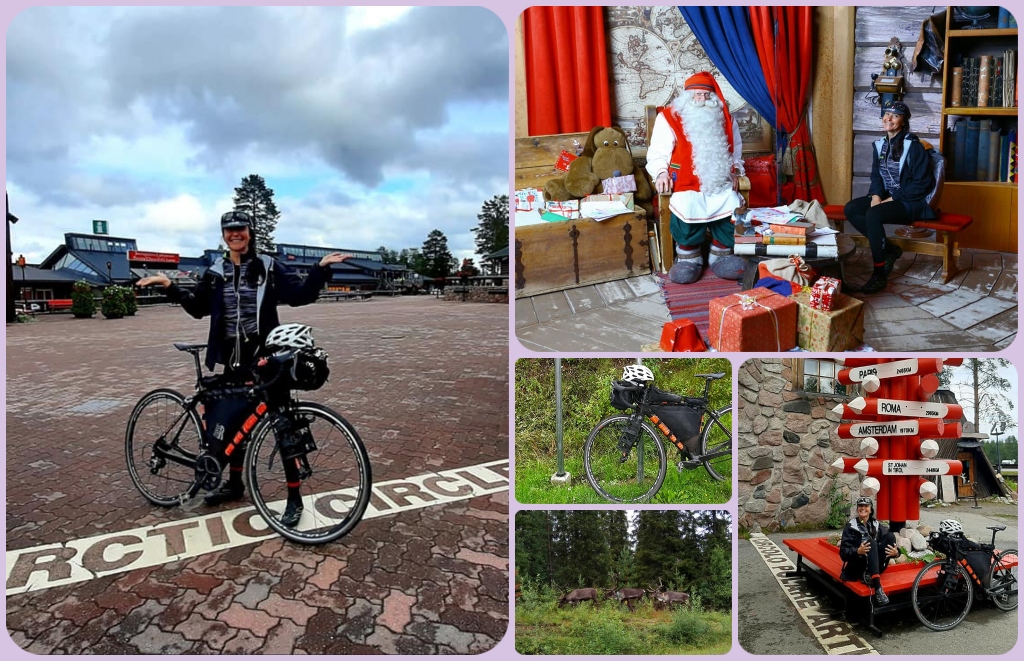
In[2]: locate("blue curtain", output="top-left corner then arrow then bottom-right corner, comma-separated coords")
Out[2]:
678,6 -> 775,126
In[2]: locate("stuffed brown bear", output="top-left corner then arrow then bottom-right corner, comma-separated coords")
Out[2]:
544,126 -> 654,217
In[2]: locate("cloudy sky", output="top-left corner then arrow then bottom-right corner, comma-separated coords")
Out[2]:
5,6 -> 509,264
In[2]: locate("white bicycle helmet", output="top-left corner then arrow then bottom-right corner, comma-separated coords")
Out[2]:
622,364 -> 655,385
266,323 -> 315,349
938,519 -> 963,535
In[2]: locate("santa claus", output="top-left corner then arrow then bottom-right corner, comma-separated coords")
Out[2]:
646,71 -> 748,284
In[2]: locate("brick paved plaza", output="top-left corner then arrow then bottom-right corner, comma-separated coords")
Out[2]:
5,297 -> 509,653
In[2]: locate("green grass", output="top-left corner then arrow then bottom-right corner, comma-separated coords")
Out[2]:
515,358 -> 733,505
515,598 -> 732,655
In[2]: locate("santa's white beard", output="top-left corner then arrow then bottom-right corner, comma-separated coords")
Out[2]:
675,96 -> 732,195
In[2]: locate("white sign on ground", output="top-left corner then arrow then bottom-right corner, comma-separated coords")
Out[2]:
749,533 -> 877,656
6,460 -> 509,596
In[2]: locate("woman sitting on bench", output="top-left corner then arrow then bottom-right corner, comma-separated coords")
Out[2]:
843,101 -> 935,295
839,496 -> 900,605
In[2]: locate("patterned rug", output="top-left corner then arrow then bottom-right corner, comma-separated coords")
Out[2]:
657,271 -> 742,340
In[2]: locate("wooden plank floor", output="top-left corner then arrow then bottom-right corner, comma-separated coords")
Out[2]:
514,246 -> 1017,353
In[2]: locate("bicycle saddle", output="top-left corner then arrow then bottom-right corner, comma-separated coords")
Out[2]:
695,373 -> 726,380
987,525 -> 1007,532
174,342 -> 208,353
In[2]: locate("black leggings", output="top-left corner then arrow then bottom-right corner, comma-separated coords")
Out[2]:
844,195 -> 911,265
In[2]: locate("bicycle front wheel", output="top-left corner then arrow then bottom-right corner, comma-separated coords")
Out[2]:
246,402 -> 372,545
700,405 -> 733,482
989,549 -> 1019,612
912,559 -> 974,631
584,415 -> 666,503
125,388 -> 203,507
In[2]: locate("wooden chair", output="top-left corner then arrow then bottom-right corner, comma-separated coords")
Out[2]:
644,105 -> 751,270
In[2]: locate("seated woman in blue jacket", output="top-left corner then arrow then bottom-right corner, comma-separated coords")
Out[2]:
844,101 -> 936,294
137,210 -> 349,525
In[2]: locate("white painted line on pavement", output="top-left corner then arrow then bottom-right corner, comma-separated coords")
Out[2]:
6,459 -> 508,596
749,533 -> 877,655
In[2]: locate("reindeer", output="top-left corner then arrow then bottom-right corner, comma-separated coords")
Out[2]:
647,578 -> 690,610
557,587 -> 600,608
604,573 -> 647,612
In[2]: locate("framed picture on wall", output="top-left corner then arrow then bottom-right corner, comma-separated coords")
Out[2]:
734,105 -> 774,154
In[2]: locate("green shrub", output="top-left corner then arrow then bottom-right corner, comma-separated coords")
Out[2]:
658,609 -> 713,646
101,285 -> 129,319
71,280 -> 96,318
122,286 -> 138,316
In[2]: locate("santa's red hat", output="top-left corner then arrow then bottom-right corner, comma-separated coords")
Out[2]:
683,71 -> 734,143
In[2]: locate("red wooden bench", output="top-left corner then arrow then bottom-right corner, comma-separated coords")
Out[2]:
783,536 -> 934,635
47,299 -> 74,312
823,205 -> 973,284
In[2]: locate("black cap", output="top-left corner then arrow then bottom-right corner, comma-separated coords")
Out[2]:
221,211 -> 252,229
855,497 -> 873,507
884,100 -> 911,119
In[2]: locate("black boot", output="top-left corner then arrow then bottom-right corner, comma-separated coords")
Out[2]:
204,481 -> 245,506
883,244 -> 903,275
874,586 -> 889,605
280,498 -> 304,528
860,272 -> 888,295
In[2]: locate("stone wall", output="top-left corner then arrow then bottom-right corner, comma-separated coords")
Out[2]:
738,359 -> 861,532
443,286 -> 508,304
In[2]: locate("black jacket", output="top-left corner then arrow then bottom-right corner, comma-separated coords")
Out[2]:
839,516 -> 892,581
167,254 -> 329,370
868,133 -> 937,221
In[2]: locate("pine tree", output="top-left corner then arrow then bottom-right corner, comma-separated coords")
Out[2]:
233,174 -> 280,253
633,510 -> 687,586
420,229 -> 456,279
472,194 -> 509,273
515,511 -> 553,585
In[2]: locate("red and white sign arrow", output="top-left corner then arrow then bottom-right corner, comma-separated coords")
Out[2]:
851,459 -> 963,477
834,397 -> 959,419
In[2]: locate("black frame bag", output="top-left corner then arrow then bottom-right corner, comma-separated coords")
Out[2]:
201,377 -> 255,457
649,404 -> 703,454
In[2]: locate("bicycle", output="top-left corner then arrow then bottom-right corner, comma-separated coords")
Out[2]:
124,338 -> 372,545
583,372 -> 732,503
910,525 -> 1018,631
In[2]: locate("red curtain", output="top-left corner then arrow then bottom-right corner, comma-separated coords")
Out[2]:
524,6 -> 612,135
750,7 -> 826,204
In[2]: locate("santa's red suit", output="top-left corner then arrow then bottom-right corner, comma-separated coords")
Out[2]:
645,72 -> 745,224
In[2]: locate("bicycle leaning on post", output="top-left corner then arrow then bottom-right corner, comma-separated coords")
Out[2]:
124,324 -> 372,545
583,364 -> 732,503
910,520 -> 1018,631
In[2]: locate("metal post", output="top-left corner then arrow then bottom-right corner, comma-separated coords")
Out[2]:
551,357 -> 570,485
993,425 -> 1004,474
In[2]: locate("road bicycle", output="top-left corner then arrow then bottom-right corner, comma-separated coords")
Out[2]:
910,525 -> 1018,631
125,341 -> 372,545
583,372 -> 732,503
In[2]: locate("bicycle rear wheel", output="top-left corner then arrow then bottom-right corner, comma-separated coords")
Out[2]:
246,402 -> 372,545
989,549 -> 1018,611
125,388 -> 203,507
700,405 -> 733,482
911,559 -> 974,631
584,415 -> 666,503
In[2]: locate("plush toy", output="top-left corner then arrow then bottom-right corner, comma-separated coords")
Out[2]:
544,126 -> 654,217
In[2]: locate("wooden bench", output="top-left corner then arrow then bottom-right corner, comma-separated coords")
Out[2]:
823,205 -> 973,284
514,132 -> 651,298
783,536 -> 933,636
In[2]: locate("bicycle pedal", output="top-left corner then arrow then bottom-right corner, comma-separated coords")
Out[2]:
677,460 -> 702,471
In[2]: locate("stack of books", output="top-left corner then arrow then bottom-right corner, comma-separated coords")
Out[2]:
733,219 -> 838,258
951,119 -> 1018,182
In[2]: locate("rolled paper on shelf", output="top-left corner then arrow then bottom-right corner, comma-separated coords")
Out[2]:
920,479 -> 938,500
860,436 -> 879,456
862,477 -> 881,496
920,439 -> 940,458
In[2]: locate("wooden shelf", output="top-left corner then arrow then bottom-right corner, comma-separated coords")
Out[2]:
943,180 -> 1017,188
948,28 -> 1017,38
943,107 -> 1019,116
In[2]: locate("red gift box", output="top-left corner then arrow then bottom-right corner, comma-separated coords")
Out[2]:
708,287 -> 797,352
810,276 -> 842,311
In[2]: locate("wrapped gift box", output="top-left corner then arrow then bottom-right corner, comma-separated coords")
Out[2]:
792,289 -> 865,352
601,174 -> 638,194
810,276 -> 842,310
708,287 -> 797,352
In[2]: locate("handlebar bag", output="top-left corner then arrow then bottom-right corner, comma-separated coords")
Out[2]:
648,404 -> 703,454
610,380 -> 640,410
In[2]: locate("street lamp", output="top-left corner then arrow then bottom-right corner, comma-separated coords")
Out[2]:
992,423 -> 1006,474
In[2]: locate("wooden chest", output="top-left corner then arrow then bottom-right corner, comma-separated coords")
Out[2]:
514,133 -> 651,299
